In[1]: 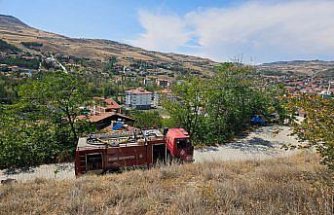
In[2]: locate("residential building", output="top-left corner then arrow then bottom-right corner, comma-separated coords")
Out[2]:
156,79 -> 170,88
77,112 -> 134,130
125,88 -> 152,109
92,97 -> 121,113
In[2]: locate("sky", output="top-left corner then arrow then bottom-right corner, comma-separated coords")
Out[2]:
0,0 -> 334,63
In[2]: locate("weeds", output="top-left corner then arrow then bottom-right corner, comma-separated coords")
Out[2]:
0,152 -> 333,214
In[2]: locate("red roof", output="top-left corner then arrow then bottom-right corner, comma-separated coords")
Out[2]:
104,98 -> 120,109
77,112 -> 134,123
77,112 -> 113,123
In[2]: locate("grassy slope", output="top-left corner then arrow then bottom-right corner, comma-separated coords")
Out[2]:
1,152 -> 333,214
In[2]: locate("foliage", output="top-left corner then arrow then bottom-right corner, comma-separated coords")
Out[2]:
132,110 -> 162,129
289,94 -> 334,169
103,56 -> 117,74
1,153 -> 332,214
163,77 -> 204,139
164,63 -> 287,144
0,56 -> 39,69
0,39 -> 21,53
0,110 -> 59,168
0,72 -> 94,169
0,76 -> 24,104
19,72 -> 89,141
21,42 -> 43,48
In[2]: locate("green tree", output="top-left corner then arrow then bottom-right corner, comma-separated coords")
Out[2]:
290,94 -> 334,169
163,77 -> 204,139
104,56 -> 117,74
0,105 -> 59,168
19,72 -> 88,142
132,111 -> 162,129
164,63 -> 286,145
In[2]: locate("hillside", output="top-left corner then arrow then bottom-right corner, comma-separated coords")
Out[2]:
257,60 -> 334,77
1,152 -> 332,214
0,14 -> 216,76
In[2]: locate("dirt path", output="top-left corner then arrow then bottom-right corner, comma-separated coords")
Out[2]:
195,125 -> 301,162
1,125 -> 302,182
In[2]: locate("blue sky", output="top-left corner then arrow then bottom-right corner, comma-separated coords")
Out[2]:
1,0 -> 334,63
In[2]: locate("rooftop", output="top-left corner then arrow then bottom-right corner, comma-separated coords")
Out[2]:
77,112 -> 134,123
126,87 -> 152,94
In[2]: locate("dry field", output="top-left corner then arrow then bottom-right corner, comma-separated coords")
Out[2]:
1,151 -> 333,215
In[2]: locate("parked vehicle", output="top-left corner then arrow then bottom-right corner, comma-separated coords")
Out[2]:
75,128 -> 193,176
251,115 -> 267,126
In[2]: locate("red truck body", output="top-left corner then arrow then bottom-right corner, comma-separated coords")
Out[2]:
75,128 -> 193,176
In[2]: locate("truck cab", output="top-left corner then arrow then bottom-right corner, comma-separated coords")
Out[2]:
165,128 -> 194,162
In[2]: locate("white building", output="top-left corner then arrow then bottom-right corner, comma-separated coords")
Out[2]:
125,88 -> 152,109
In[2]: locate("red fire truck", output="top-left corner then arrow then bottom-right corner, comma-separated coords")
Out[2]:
75,128 -> 194,176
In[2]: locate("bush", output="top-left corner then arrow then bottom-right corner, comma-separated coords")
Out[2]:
21,42 -> 43,48
132,111 -> 162,129
0,39 -> 21,53
0,56 -> 39,69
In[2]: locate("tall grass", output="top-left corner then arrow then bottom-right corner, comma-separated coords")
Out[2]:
1,151 -> 333,214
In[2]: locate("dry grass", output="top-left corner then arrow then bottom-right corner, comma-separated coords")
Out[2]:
1,151 -> 333,215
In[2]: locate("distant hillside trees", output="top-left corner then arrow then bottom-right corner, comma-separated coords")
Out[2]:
103,56 -> 117,74
0,56 -> 40,69
0,76 -> 22,104
0,39 -> 21,53
21,42 -> 43,49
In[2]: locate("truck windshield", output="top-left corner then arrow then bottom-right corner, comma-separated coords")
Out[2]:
176,139 -> 191,149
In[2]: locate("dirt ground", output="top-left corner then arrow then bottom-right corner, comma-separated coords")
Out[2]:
0,125 -> 304,182
195,125 -> 303,163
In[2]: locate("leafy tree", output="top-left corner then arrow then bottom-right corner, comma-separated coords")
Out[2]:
0,72 -> 96,168
19,72 -> 88,142
0,56 -> 39,69
164,63 -> 286,145
163,77 -> 204,139
104,56 -> 117,73
0,105 -> 59,168
132,111 -> 162,129
290,94 -> 334,169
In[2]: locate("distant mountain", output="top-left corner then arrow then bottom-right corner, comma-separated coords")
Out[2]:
258,60 -> 334,77
0,14 -> 216,76
0,14 -> 29,28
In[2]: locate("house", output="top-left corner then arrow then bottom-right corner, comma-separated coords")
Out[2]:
77,112 -> 134,130
156,79 -> 170,88
143,78 -> 154,86
125,88 -> 152,109
92,97 -> 121,113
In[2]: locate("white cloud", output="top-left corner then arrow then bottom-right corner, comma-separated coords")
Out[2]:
132,1 -> 334,63
131,10 -> 191,52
